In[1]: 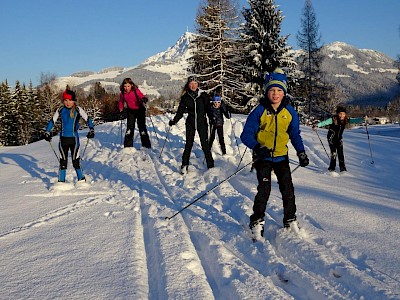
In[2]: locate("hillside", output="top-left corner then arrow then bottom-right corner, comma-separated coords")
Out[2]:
55,32 -> 400,106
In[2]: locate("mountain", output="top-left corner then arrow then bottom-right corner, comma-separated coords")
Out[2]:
55,32 -> 194,99
55,33 -> 399,106
320,42 -> 399,106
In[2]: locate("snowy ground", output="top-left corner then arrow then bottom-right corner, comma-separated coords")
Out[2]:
1,114 -> 399,299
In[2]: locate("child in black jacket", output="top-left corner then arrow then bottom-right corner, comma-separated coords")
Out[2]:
314,106 -> 364,172
208,95 -> 230,155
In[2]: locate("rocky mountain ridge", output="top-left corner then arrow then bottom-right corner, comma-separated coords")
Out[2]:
55,32 -> 399,106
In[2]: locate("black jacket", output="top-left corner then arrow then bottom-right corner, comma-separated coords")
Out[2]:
327,115 -> 348,144
208,101 -> 230,127
172,89 -> 210,130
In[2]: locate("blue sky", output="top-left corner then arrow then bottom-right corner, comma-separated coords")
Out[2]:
1,0 -> 399,86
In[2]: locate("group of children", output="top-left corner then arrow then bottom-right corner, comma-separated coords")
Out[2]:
43,69 -> 362,238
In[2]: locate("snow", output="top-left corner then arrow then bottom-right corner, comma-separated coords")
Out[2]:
1,115 -> 399,299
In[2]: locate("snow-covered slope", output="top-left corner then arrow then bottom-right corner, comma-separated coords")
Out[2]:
1,115 -> 399,299
54,32 -> 399,105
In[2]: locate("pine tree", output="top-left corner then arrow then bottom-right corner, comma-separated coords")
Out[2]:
0,81 -> 12,146
241,0 -> 295,109
28,82 -> 46,142
3,82 -> 19,145
296,0 -> 324,117
190,0 -> 245,110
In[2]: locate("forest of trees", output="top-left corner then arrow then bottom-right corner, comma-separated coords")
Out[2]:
0,80 -> 120,146
1,0 -> 399,146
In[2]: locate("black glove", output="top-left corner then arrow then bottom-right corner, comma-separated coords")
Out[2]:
253,143 -> 271,160
43,131 -> 52,142
169,120 -> 175,126
142,97 -> 148,104
119,110 -> 126,120
298,151 -> 309,167
87,128 -> 95,139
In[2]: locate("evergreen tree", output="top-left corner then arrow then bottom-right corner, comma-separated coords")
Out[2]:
190,0 -> 245,110
3,82 -> 19,145
28,82 -> 46,142
296,0 -> 324,117
0,81 -> 12,146
14,82 -> 34,145
241,0 -> 295,109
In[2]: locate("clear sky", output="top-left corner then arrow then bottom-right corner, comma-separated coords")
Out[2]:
1,0 -> 399,86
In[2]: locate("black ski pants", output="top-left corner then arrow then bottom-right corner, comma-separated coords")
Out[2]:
209,125 -> 226,155
250,158 -> 296,225
328,139 -> 345,170
124,107 -> 151,148
59,137 -> 81,170
182,123 -> 214,168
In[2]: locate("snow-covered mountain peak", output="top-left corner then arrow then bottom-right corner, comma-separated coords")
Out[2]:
142,31 -> 194,64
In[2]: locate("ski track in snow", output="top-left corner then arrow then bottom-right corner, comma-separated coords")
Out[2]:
1,116 -> 399,299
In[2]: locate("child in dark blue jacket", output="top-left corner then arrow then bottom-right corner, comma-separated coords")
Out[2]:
208,95 -> 230,155
43,87 -> 95,183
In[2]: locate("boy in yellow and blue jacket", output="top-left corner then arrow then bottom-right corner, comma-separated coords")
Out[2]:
240,68 -> 309,239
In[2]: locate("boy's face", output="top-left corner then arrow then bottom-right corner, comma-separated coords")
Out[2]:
267,87 -> 285,105
338,112 -> 346,120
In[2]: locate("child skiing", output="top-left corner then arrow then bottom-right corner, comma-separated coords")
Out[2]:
43,87 -> 95,183
208,95 -> 231,155
240,68 -> 309,240
314,106 -> 364,172
118,77 -> 151,149
169,75 -> 214,173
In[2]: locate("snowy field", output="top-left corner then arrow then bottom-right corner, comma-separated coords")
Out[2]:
0,114 -> 399,299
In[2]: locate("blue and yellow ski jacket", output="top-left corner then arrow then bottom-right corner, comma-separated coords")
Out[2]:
240,97 -> 305,161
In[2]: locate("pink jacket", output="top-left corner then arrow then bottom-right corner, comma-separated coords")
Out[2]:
119,88 -> 145,111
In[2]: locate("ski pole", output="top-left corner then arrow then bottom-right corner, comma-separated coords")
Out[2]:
81,138 -> 90,160
120,119 -> 123,145
145,104 -> 159,142
48,141 -> 59,162
314,128 -> 330,160
291,164 -> 301,174
165,160 -> 254,220
235,147 -> 248,171
229,118 -> 241,156
159,124 -> 171,159
365,123 -> 374,164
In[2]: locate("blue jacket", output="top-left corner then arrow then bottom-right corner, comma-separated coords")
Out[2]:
240,96 -> 305,161
46,106 -> 94,140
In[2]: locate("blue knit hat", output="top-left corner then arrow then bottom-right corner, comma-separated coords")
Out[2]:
264,68 -> 288,94
212,95 -> 222,102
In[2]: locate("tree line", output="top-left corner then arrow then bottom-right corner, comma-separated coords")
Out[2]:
0,80 -> 120,146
